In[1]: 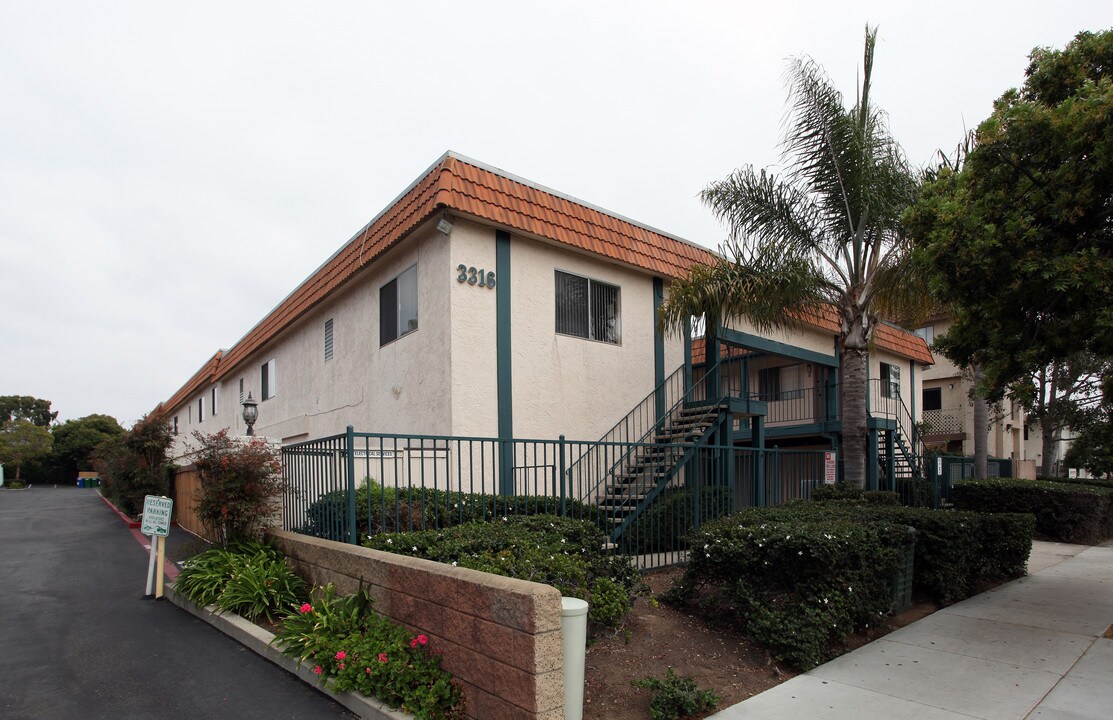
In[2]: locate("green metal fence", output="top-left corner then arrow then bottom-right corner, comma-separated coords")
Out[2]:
281,428 -> 842,569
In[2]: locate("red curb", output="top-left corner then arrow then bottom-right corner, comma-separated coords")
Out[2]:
129,527 -> 181,582
98,491 -> 141,528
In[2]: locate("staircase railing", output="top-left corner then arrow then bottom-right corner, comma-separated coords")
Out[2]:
868,379 -> 925,480
569,359 -> 729,503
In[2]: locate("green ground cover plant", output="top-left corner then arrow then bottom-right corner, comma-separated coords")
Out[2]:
174,539 -> 305,621
363,514 -> 641,628
632,667 -> 720,720
297,479 -> 600,542
272,584 -> 462,720
953,477 -> 1113,544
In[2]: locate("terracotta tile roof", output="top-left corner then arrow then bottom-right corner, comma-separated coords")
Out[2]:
161,351 -> 223,418
207,153 -> 718,389
156,152 -> 929,414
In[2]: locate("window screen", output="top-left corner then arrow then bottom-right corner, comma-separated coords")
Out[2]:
262,358 -> 276,400
555,271 -> 620,343
380,266 -> 418,346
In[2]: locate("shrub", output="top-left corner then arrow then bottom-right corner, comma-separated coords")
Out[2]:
296,480 -> 600,542
811,483 -> 899,505
92,414 -> 173,516
273,584 -> 463,720
175,539 -> 306,621
718,500 -> 1034,603
616,485 -> 734,555
192,430 -> 288,546
364,514 -> 641,628
953,477 -> 1113,544
632,667 -> 720,720
668,515 -> 913,669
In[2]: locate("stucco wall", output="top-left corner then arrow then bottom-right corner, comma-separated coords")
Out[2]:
168,224 -> 452,457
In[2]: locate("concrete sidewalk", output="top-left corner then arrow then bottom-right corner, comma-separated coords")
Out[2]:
709,540 -> 1113,720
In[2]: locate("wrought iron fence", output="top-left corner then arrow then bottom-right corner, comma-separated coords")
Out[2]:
281,428 -> 843,569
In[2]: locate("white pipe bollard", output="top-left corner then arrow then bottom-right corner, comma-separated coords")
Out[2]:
561,597 -> 589,720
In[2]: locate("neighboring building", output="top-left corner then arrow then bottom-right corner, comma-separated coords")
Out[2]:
154,152 -> 932,500
914,313 -> 1037,477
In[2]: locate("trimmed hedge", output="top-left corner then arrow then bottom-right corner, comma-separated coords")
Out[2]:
953,477 -> 1113,544
1045,475 -> 1113,491
690,501 -> 1034,604
669,515 -> 913,669
297,480 -> 600,542
364,514 -> 641,628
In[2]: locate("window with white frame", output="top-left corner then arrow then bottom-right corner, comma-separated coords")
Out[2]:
555,270 -> 620,344
914,325 -> 935,345
380,266 -> 418,346
197,398 -> 203,423
173,416 -> 179,435
880,362 -> 901,399
211,387 -> 217,416
324,318 -> 334,361
261,358 -> 277,400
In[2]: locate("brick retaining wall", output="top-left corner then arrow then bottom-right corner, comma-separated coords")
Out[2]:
267,529 -> 565,720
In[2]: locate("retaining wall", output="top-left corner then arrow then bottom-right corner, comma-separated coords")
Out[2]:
267,529 -> 565,720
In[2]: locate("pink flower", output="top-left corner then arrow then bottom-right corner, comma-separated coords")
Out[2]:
313,665 -> 322,676
300,603 -> 313,614
335,650 -> 347,661
409,633 -> 429,648
365,667 -> 372,674
378,653 -> 388,663
338,663 -> 345,670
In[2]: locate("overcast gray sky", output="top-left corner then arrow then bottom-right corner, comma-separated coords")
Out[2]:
1,1 -> 1108,426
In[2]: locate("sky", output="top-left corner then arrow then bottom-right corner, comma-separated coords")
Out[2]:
1,1 -> 1109,427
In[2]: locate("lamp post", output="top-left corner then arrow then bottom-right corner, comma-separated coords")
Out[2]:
241,392 -> 258,437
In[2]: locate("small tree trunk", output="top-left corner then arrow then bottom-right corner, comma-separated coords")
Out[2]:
973,366 -> 988,479
1040,420 -> 1060,478
841,345 -> 870,489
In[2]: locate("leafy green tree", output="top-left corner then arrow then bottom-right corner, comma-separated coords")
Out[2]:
49,414 -> 125,483
92,414 -> 173,515
907,30 -> 1113,400
0,420 -> 53,483
0,396 -> 57,428
1063,391 -> 1113,479
660,27 -> 930,487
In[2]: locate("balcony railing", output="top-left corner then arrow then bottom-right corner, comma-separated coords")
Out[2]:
921,408 -> 965,435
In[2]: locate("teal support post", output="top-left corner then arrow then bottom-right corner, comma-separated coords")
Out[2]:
346,425 -> 357,545
885,429 -> 896,492
706,326 -> 721,400
867,430 -> 879,491
683,318 -> 693,394
653,278 -> 665,422
496,230 -> 514,495
752,415 -> 766,506
558,435 -> 567,517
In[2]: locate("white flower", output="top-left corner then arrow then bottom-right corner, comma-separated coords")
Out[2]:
386,538 -> 393,544
412,546 -> 418,551
451,561 -> 457,567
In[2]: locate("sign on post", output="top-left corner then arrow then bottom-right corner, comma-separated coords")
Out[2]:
824,452 -> 837,484
141,495 -> 173,537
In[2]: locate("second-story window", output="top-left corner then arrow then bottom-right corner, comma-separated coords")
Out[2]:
262,358 -> 277,400
880,362 -> 901,399
555,270 -> 621,344
380,266 -> 418,346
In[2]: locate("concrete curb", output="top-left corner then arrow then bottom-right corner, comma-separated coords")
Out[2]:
97,491 -> 141,528
165,585 -> 412,720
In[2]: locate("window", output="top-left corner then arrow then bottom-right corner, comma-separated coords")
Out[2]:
555,270 -> 620,343
380,266 -> 418,346
239,378 -> 244,404
211,388 -> 217,416
173,416 -> 179,435
923,387 -> 942,412
914,325 -> 935,345
261,358 -> 277,400
880,362 -> 901,399
757,367 -> 780,401
324,318 -> 334,361
188,406 -> 192,423
197,398 -> 204,423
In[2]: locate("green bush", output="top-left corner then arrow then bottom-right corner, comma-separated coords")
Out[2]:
364,514 -> 641,628
811,483 -> 899,505
191,430 -> 288,546
668,515 -> 913,669
93,414 -> 174,517
632,667 -> 720,720
296,480 -> 600,542
953,477 -> 1113,544
273,584 -> 462,720
174,539 -> 306,621
616,485 -> 734,555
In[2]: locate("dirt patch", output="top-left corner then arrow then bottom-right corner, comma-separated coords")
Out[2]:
583,567 -> 939,720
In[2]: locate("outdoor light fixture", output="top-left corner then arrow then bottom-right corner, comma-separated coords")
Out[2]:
436,216 -> 454,235
242,392 -> 258,437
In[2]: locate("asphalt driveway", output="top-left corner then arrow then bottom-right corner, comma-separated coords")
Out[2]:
0,485 -> 354,720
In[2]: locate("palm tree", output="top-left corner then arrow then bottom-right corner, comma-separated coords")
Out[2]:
660,27 -> 929,487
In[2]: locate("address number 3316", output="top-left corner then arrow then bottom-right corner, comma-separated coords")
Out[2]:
456,265 -> 496,288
